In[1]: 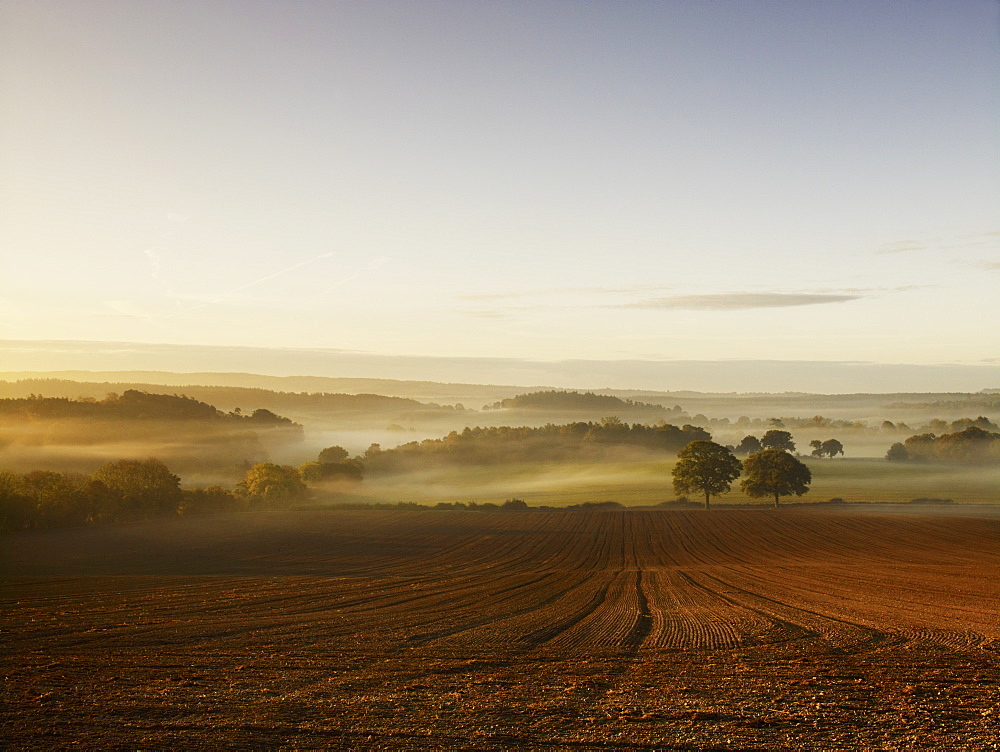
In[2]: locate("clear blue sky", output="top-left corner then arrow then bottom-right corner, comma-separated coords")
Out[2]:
2,1 -> 998,381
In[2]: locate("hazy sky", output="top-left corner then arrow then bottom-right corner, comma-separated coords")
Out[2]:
2,1 -> 998,375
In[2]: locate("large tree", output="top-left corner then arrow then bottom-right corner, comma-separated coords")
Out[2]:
672,440 -> 743,510
810,439 -> 844,458
760,429 -> 795,452
821,439 -> 844,457
740,449 -> 811,508
238,462 -> 307,506
92,458 -> 182,521
734,435 -> 762,456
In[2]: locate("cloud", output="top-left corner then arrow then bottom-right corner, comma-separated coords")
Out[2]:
182,251 -> 338,313
623,293 -> 863,311
311,255 -> 390,299
457,284 -> 675,302
875,241 -> 925,255
458,309 -> 515,319
877,230 -> 999,255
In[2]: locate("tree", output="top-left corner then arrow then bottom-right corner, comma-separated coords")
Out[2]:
238,462 -> 307,507
317,445 -> 349,464
672,440 -> 743,510
0,471 -> 33,532
734,435 -> 762,456
740,449 -> 811,508
821,439 -> 844,457
21,470 -> 87,527
299,459 -> 363,482
885,442 -> 909,461
810,439 -> 844,458
92,459 -> 182,521
760,430 -> 795,452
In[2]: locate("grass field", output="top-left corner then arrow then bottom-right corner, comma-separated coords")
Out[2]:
3,508 -> 998,749
327,457 -> 1000,509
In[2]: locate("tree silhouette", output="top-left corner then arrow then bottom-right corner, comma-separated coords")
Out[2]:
735,435 -> 762,456
740,449 -> 811,508
761,429 -> 795,452
672,440 -> 743,510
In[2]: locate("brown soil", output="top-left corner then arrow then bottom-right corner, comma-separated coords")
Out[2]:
3,508 -> 999,750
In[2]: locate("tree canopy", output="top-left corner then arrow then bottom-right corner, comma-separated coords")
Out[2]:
364,421 -> 712,472
810,439 -> 844,458
900,426 -> 1000,464
238,463 -> 308,506
671,440 -> 743,510
317,445 -> 350,463
734,435 -> 762,456
92,459 -> 182,521
760,429 -> 796,452
740,449 -> 811,508
484,391 -> 666,413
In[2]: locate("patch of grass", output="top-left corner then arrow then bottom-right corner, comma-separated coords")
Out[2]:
312,456 -> 1000,508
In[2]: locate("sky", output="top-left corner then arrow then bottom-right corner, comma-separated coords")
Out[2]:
1,1 -> 998,389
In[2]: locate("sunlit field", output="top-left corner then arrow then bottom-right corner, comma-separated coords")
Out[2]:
315,457 -> 1000,509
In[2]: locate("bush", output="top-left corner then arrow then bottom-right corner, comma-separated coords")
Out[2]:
238,463 -> 308,507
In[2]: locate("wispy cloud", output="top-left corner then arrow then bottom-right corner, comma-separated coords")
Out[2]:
876,230 -> 1000,255
309,255 -> 390,300
183,251 -> 337,313
622,293 -> 863,311
875,241 -> 925,255
457,284 -> 675,302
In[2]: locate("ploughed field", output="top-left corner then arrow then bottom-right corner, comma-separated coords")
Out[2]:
3,509 -> 999,749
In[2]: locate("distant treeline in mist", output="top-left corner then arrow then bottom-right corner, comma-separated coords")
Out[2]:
888,425 -> 1000,464
0,379 -> 464,421
0,390 -> 306,477
1,459 -> 195,531
0,458 -> 320,532
363,418 -> 711,472
885,394 -> 1000,412
0,389 -> 300,428
483,390 -> 678,414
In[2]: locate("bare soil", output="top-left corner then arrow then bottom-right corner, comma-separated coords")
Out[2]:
3,508 -> 999,750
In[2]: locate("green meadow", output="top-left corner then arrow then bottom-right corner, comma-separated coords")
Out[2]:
320,456 -> 1000,509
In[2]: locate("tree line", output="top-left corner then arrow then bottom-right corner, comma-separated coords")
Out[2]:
0,441 -> 373,532
483,391 -> 672,413
0,390 -> 301,428
361,418 -> 712,472
886,425 -> 1000,464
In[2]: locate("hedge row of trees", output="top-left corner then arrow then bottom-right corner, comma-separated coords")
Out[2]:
1,459 -> 184,530
0,459 -> 315,532
363,419 -> 712,472
886,426 -> 1000,464
0,390 -> 300,428
483,391 -> 669,413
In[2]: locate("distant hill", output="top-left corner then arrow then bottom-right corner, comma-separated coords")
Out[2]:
0,371 -> 536,405
486,390 -> 672,414
1,371 -> 994,426
0,389 -> 300,428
